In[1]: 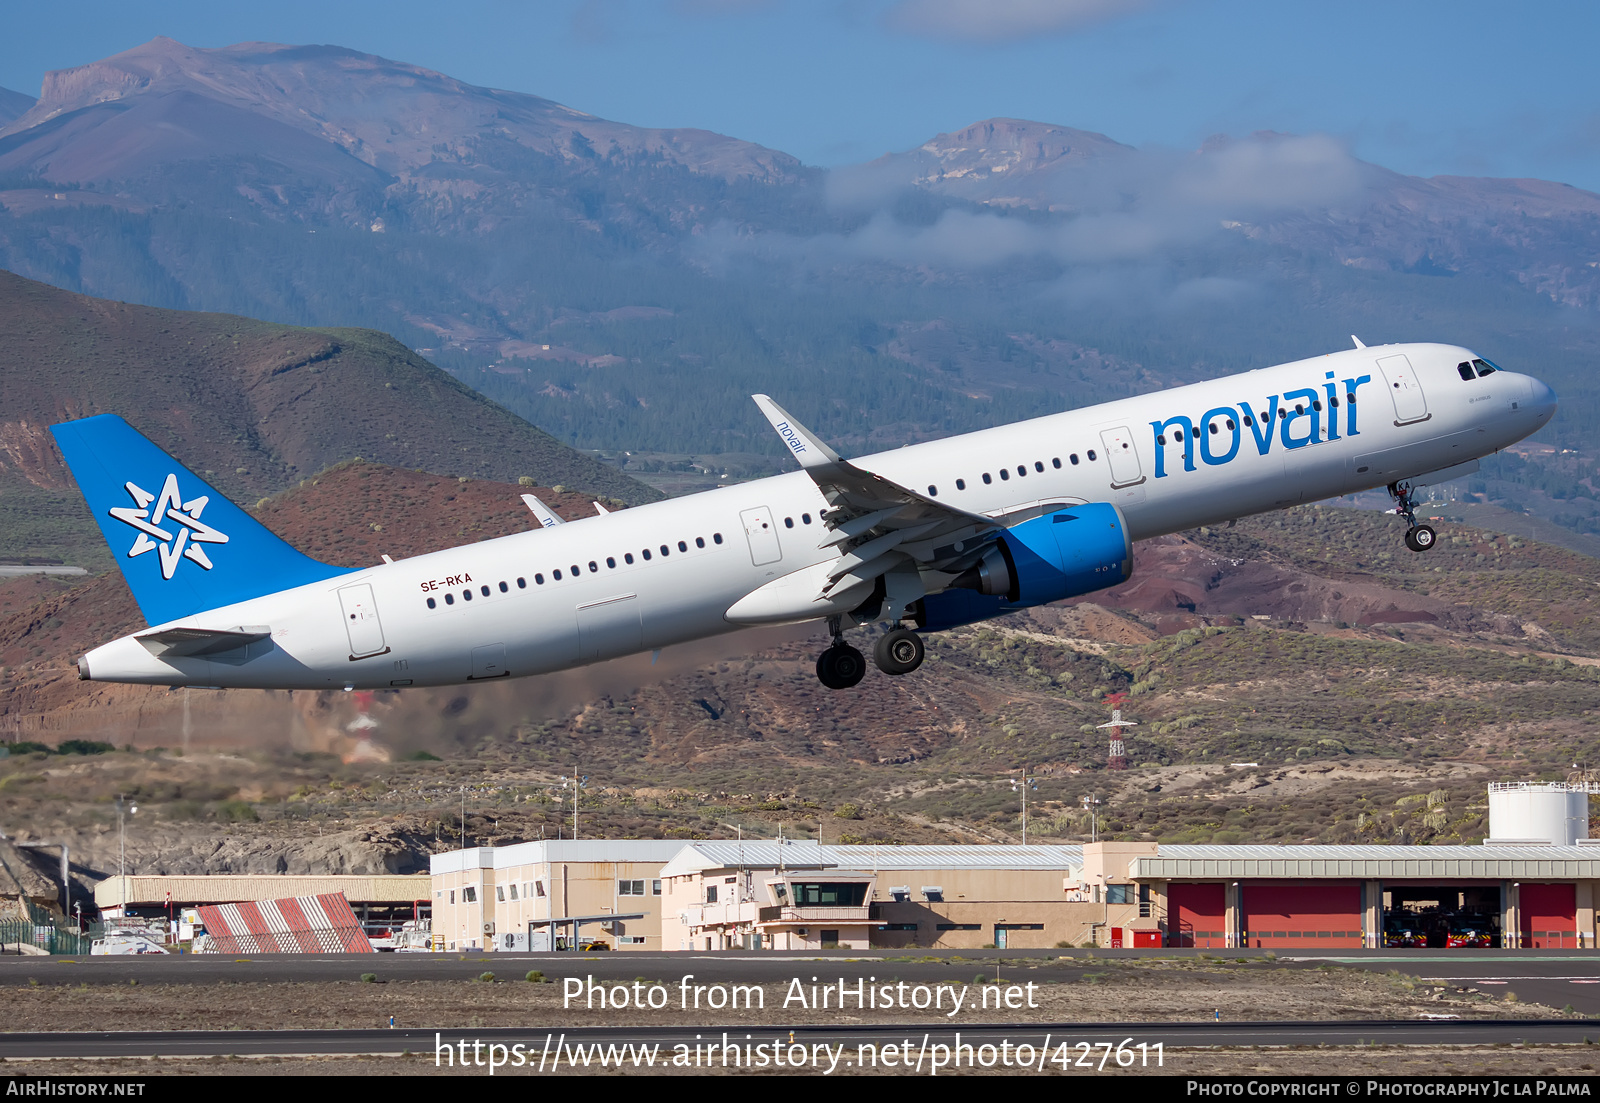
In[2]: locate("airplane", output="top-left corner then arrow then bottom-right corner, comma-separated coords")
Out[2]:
52,339 -> 1556,692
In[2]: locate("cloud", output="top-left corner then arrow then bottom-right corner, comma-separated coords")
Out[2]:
883,0 -> 1161,42
693,130 -> 1371,308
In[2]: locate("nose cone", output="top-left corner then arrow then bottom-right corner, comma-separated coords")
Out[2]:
1528,377 -> 1558,427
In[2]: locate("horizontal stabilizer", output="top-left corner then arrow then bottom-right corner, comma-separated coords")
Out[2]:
520,493 -> 565,528
135,625 -> 272,658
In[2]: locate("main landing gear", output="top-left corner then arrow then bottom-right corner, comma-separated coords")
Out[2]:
815,618 -> 927,688
1389,481 -> 1437,553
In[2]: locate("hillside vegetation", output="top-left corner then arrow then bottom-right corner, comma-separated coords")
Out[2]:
0,269 -> 657,564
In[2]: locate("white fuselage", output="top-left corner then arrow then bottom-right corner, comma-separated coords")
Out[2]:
81,342 -> 1556,689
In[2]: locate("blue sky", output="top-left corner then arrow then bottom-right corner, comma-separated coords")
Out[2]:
3,0 -> 1598,190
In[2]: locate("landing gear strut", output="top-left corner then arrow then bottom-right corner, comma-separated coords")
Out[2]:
816,616 -> 866,689
1389,481 -> 1437,553
873,626 -> 925,675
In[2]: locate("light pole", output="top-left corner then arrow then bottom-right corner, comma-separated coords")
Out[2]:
1011,770 -> 1038,845
1081,794 -> 1101,842
116,795 -> 137,909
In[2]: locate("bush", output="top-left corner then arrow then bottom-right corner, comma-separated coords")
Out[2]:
525,970 -> 546,983
479,972 -> 496,983
361,973 -> 377,983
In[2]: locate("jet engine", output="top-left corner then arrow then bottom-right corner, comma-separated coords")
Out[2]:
912,503 -> 1132,631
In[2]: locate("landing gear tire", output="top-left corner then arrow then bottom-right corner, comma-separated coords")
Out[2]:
873,627 -> 925,675
816,643 -> 867,689
1405,525 -> 1437,553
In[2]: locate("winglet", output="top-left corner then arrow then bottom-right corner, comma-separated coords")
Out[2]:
520,493 -> 565,528
751,395 -> 843,469
1351,335 -> 1367,349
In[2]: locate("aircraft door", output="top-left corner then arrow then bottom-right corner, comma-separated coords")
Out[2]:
470,643 -> 507,679
338,583 -> 387,657
739,506 -> 783,566
1099,425 -> 1145,488
1376,354 -> 1430,424
577,593 -> 643,662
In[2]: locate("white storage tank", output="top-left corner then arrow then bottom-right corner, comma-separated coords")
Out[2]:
1486,782 -> 1592,845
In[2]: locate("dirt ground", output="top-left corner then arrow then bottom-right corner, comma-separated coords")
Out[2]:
0,961 -> 1568,1033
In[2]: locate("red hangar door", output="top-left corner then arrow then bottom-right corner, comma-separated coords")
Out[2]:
1520,884 -> 1577,949
1244,882 -> 1362,949
1167,883 -> 1226,948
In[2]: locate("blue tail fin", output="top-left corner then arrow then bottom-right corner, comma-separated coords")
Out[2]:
50,415 -> 350,626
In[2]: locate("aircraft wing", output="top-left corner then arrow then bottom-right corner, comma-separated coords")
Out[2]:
520,493 -> 565,528
752,395 -> 998,595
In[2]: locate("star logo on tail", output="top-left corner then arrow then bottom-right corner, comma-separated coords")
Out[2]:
108,474 -> 230,580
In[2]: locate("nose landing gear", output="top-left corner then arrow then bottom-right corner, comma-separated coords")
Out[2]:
1389,481 -> 1437,553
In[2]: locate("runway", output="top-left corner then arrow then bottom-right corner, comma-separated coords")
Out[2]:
2,1018 -> 1597,1062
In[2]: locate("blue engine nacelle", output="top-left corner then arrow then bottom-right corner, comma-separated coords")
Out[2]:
913,503 -> 1132,632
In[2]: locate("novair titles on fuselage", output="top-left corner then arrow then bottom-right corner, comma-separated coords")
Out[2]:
1150,371 -> 1373,478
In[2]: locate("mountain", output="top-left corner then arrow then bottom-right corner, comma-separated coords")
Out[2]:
2,39 -> 1600,538
0,87 -> 33,128
0,38 -> 809,232
0,268 -> 656,565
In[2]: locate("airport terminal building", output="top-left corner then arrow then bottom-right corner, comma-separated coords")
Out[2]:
89,784 -> 1600,953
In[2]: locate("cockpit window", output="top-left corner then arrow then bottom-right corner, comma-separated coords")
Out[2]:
1457,362 -> 1475,381
1471,358 -> 1499,377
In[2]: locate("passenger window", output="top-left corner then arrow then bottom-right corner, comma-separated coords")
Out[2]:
1034,461 -> 1044,472
535,573 -> 545,585
463,590 -> 473,601
784,517 -> 794,528
1244,415 -> 1254,426
1052,458 -> 1061,469
588,561 -> 598,572
982,473 -> 992,484
607,557 -> 616,568
1070,454 -> 1079,465
1458,362 -> 1476,381
1208,423 -> 1218,434
801,515 -> 811,525
1279,409 -> 1287,419
642,549 -> 651,561
1017,465 -> 1026,477
1312,401 -> 1321,412
1157,435 -> 1167,445
571,564 -> 581,575
1174,429 -> 1184,441
1226,418 -> 1236,430
481,585 -> 490,596
1346,392 -> 1357,403
999,469 -> 1010,481
553,569 -> 563,579
927,485 -> 937,496
517,577 -> 526,588
427,597 -> 437,609
956,478 -> 966,490
678,540 -> 688,552
498,581 -> 508,593
1330,397 -> 1339,408
713,533 -> 723,544
1087,450 -> 1098,461
625,553 -> 635,564
660,545 -> 669,556
695,537 -> 705,547
445,593 -> 455,605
